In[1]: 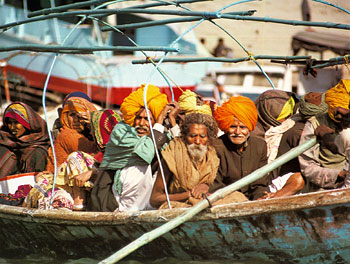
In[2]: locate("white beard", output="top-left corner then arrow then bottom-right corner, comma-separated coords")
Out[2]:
187,144 -> 208,164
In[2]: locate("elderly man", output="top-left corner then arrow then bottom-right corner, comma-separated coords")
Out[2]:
299,79 -> 350,191
87,84 -> 175,212
213,95 -> 270,200
150,113 -> 247,209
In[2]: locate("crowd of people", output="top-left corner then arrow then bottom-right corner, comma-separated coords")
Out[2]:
1,79 -> 350,211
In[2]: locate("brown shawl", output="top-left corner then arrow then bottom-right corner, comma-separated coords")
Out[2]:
161,137 -> 219,194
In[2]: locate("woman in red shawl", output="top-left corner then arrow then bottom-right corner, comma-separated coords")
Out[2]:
0,102 -> 50,178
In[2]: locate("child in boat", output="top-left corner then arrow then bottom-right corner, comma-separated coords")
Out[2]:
0,102 -> 50,177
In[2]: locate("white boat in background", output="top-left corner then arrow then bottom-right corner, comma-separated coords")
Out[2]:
0,2 -> 220,107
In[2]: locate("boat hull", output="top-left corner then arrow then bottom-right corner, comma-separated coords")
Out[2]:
0,188 -> 349,262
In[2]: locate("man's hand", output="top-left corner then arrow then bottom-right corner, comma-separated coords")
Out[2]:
315,125 -> 334,137
167,101 -> 182,127
191,183 -> 209,199
156,103 -> 175,124
74,171 -> 93,187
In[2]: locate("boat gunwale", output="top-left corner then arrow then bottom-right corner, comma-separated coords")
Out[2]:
0,188 -> 349,225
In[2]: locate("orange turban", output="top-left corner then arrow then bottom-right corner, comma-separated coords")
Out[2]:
120,84 -> 168,126
325,79 -> 350,122
214,96 -> 258,132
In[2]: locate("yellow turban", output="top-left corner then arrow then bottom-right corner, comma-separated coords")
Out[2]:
120,84 -> 168,126
325,79 -> 350,122
214,96 -> 258,132
178,90 -> 212,115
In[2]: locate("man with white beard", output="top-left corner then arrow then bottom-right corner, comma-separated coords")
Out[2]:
150,113 -> 222,209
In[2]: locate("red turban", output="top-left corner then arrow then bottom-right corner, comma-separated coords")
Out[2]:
214,96 -> 258,132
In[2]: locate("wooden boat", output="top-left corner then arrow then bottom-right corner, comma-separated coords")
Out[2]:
0,188 -> 349,263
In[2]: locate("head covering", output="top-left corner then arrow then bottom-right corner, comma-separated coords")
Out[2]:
299,92 -> 328,119
62,92 -> 92,107
0,102 -> 49,148
90,109 -> 122,150
60,97 -> 97,129
178,90 -> 212,115
214,96 -> 258,132
120,84 -> 168,126
4,103 -> 30,130
325,79 -> 350,122
255,90 -> 298,129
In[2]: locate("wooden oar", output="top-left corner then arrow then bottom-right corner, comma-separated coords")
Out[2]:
99,137 -> 317,264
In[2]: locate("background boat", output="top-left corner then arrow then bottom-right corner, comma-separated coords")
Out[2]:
0,2 -> 220,109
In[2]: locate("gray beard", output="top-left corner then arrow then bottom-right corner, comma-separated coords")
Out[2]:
187,144 -> 208,164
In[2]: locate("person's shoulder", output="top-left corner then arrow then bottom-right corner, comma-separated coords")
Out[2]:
249,135 -> 266,145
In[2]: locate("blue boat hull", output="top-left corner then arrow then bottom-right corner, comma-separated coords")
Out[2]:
0,188 -> 349,263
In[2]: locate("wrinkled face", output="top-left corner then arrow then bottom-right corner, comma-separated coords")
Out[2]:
186,124 -> 208,146
67,110 -> 84,132
134,108 -> 154,137
6,118 -> 26,138
226,117 -> 250,145
186,124 -> 208,163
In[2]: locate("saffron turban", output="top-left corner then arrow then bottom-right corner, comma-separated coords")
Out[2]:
214,96 -> 258,132
178,90 -> 212,116
325,79 -> 350,122
120,84 -> 168,126
60,97 -> 97,129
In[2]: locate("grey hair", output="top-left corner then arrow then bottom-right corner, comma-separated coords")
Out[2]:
180,113 -> 218,144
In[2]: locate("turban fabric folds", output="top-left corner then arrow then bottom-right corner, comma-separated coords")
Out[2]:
325,79 -> 350,122
178,90 -> 212,115
299,92 -> 328,119
4,103 -> 30,130
214,96 -> 258,132
60,97 -> 97,129
120,84 -> 168,126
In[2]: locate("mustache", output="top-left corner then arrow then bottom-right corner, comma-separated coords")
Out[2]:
187,143 -> 207,163
135,125 -> 150,132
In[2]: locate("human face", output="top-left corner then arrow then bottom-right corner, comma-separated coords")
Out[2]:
304,92 -> 322,106
67,110 -> 85,132
186,124 -> 208,146
186,124 -> 208,163
134,108 -> 154,136
226,117 -> 250,145
6,118 -> 27,138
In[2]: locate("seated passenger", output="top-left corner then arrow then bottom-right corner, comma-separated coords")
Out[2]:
46,95 -> 98,172
299,79 -> 350,191
213,96 -> 269,200
261,92 -> 329,199
0,102 -> 50,177
56,109 -> 122,210
87,84 -> 171,212
150,113 -> 247,209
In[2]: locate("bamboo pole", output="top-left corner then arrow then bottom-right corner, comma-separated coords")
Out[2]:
0,45 -> 178,54
101,11 -> 256,31
312,55 -> 350,69
2,9 -> 350,31
132,55 -> 311,64
99,137 -> 317,264
28,0 -> 211,18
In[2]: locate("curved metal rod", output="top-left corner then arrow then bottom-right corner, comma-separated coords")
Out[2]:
312,0 -> 350,15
